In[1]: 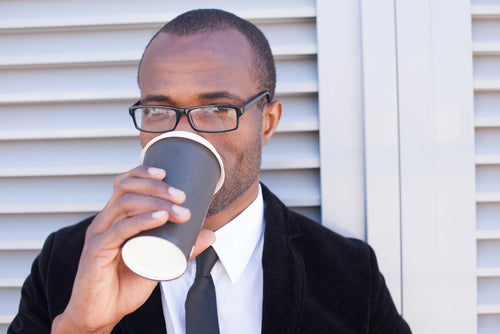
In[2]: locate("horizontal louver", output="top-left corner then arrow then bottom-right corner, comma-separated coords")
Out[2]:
0,0 -> 320,330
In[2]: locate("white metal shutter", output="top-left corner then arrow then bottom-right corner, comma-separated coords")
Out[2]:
472,2 -> 500,333
0,0 -> 322,331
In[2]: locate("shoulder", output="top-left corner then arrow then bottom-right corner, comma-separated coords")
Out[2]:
38,215 -> 94,282
49,215 -> 93,246
261,183 -> 379,293
289,208 -> 375,272
259,185 -> 412,332
261,183 -> 372,265
40,215 -> 94,264
39,216 -> 94,284
10,215 -> 95,330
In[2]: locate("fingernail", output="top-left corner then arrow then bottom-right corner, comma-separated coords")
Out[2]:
152,210 -> 168,220
172,205 -> 189,217
148,167 -> 164,177
168,186 -> 185,198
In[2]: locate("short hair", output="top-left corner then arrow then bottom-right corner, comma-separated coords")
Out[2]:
139,9 -> 276,99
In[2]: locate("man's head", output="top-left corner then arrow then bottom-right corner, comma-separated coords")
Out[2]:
136,9 -> 282,229
139,9 -> 276,99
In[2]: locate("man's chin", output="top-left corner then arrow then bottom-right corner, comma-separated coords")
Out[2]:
206,179 -> 255,217
206,193 -> 234,217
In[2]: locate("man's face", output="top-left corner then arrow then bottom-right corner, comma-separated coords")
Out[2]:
138,29 -> 273,225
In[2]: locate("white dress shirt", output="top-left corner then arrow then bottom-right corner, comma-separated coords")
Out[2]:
160,185 -> 265,334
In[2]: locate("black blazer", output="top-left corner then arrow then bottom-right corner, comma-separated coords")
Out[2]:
9,184 -> 411,333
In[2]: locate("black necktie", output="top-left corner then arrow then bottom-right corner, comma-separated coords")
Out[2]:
185,246 -> 220,334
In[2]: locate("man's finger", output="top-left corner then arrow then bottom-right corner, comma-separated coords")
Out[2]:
89,193 -> 191,235
94,210 -> 170,250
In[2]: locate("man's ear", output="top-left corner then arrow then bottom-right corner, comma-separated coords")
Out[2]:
261,99 -> 282,146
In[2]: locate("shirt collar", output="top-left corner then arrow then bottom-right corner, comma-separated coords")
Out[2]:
211,185 -> 264,284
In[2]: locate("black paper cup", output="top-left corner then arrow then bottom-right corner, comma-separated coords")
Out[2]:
121,131 -> 224,281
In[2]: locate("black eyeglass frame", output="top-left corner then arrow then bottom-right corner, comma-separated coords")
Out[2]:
129,91 -> 271,133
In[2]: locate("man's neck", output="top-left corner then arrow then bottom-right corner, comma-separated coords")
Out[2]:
203,180 -> 260,231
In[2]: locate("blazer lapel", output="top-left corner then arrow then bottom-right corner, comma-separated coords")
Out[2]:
261,185 -> 305,334
118,284 -> 167,334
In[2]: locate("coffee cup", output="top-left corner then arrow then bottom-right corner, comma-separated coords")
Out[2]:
121,131 -> 225,281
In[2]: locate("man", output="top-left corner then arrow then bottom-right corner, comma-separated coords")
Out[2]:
9,9 -> 411,334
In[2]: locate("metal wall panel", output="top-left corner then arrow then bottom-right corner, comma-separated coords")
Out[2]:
396,0 -> 477,332
472,1 -> 500,332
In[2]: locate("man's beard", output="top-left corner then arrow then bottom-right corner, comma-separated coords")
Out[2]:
207,137 -> 262,216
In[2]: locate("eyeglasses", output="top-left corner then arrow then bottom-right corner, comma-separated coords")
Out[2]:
129,91 -> 270,133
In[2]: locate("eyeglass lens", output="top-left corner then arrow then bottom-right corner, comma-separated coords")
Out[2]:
133,106 -> 238,132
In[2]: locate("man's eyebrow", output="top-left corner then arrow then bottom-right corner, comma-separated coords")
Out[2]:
141,94 -> 174,105
141,92 -> 246,105
199,91 -> 246,105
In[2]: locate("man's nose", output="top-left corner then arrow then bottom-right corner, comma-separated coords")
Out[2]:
174,114 -> 197,133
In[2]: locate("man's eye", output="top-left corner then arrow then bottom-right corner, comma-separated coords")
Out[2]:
204,106 -> 233,113
143,108 -> 168,117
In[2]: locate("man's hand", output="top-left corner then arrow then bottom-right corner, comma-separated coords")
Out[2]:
51,166 -> 215,334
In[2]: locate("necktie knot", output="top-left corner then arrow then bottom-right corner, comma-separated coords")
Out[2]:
195,246 -> 218,278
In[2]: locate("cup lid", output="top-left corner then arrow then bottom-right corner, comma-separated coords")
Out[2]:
140,131 -> 225,194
